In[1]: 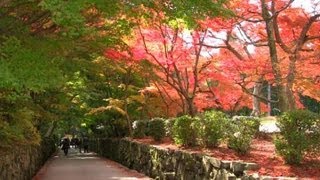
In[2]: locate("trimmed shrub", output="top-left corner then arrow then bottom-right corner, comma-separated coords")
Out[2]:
132,120 -> 148,138
232,116 -> 260,135
164,118 -> 175,138
196,110 -> 229,147
149,118 -> 166,141
227,116 -> 260,154
173,115 -> 198,146
275,110 -> 320,164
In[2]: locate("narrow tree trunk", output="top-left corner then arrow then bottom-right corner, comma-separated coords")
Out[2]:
124,69 -> 133,137
267,84 -> 272,116
45,121 -> 57,137
251,81 -> 263,116
124,103 -> 133,137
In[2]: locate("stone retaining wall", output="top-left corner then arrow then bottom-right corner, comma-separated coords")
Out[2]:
0,138 -> 56,180
90,138 -> 296,180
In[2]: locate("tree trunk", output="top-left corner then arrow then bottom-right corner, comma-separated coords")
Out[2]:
267,84 -> 272,116
261,0 -> 293,112
286,55 -> 297,110
124,69 -> 133,137
45,121 -> 57,137
185,97 -> 196,117
124,105 -> 133,137
251,81 -> 263,116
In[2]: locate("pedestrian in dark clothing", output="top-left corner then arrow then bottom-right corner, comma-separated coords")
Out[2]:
74,137 -> 79,149
61,138 -> 70,156
83,137 -> 89,153
78,138 -> 82,153
70,138 -> 75,148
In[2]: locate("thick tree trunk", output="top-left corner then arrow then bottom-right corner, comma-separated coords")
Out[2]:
185,97 -> 196,117
261,0 -> 293,112
286,55 -> 297,110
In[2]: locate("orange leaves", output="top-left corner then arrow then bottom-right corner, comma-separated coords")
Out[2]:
103,0 -> 320,114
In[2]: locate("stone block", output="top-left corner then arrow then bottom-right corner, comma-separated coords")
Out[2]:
227,173 -> 237,180
162,172 -> 175,180
241,173 -> 259,180
221,160 -> 232,170
209,169 -> 218,179
209,157 -> 221,169
202,156 -> 213,173
231,161 -> 246,177
244,163 -> 259,171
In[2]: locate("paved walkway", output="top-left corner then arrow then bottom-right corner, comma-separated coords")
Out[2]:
33,148 -> 150,180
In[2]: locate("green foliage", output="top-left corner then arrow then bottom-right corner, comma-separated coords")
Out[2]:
196,110 -> 229,147
173,115 -> 198,146
0,0 -> 236,148
232,116 -> 260,135
148,118 -> 166,141
300,95 -> 320,114
227,131 -> 252,155
169,0 -> 233,23
275,110 -> 320,164
128,0 -> 233,28
0,109 -> 40,149
227,116 -> 260,154
0,36 -> 64,92
0,36 -> 66,148
39,0 -> 88,37
132,120 -> 148,138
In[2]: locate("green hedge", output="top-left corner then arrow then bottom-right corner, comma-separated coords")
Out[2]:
196,110 -> 229,147
227,116 -> 260,154
275,110 -> 320,164
132,120 -> 149,138
173,115 -> 198,146
148,118 -> 166,141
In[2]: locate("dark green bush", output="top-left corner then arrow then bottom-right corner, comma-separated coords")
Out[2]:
173,115 -> 198,146
227,116 -> 260,154
164,118 -> 175,138
275,110 -> 320,164
148,118 -> 166,141
132,120 -> 148,138
196,110 -> 229,147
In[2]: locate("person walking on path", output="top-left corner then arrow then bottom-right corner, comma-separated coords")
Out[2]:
83,137 -> 89,153
77,138 -> 82,153
61,138 -> 70,156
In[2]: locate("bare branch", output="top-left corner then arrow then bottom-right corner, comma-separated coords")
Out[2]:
272,0 -> 293,53
295,14 -> 320,53
235,15 -> 264,23
236,82 -> 278,103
